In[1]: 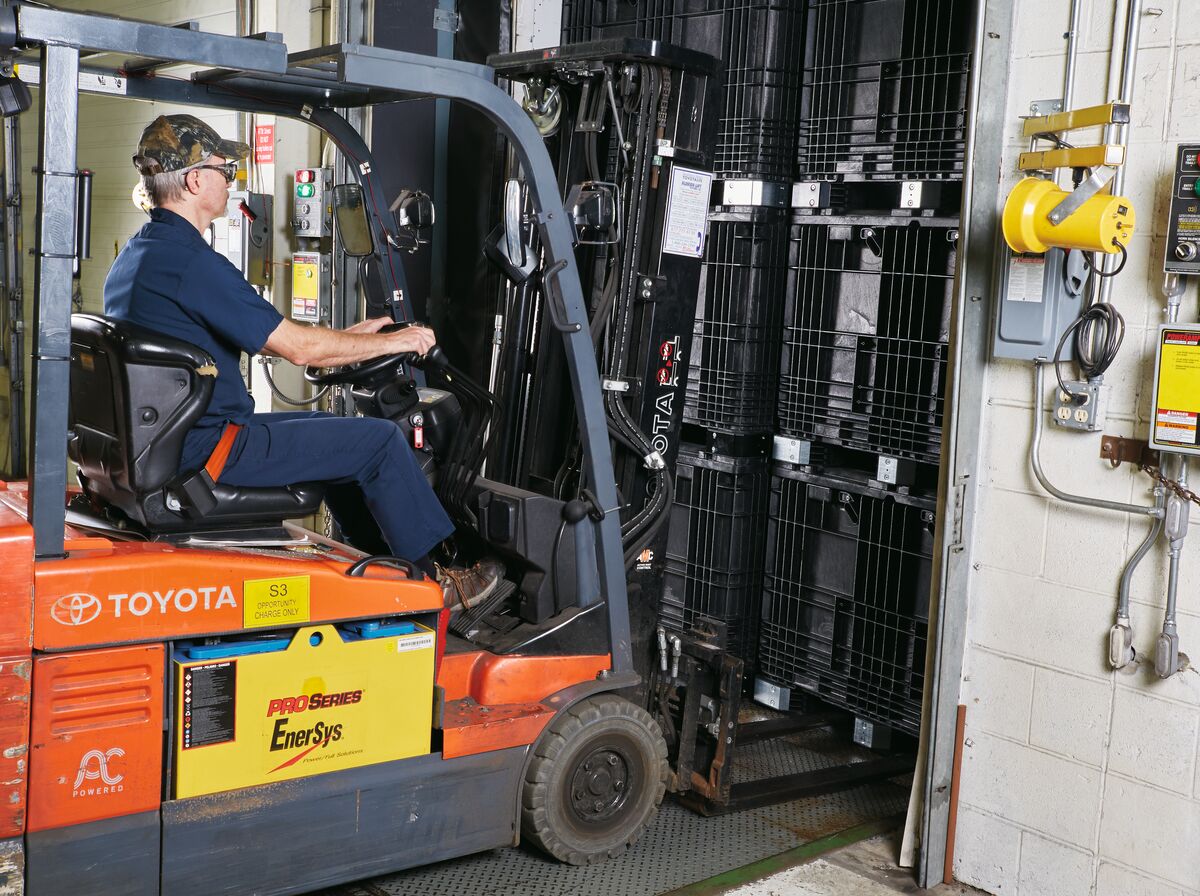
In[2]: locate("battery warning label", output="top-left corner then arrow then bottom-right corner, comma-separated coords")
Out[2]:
182,661 -> 236,750
1154,329 -> 1200,448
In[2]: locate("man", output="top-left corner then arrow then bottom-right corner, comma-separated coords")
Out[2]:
104,113 -> 499,606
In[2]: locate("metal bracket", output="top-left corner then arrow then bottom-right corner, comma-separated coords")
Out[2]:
1047,166 -> 1115,226
1100,435 -> 1159,469
1027,98 -> 1064,119
948,475 -> 967,553
432,8 -> 461,33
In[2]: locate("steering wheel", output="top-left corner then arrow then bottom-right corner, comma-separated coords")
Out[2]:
302,324 -> 449,386
303,350 -> 417,387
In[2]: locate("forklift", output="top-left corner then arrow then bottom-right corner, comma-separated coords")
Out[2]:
0,5 -> 671,894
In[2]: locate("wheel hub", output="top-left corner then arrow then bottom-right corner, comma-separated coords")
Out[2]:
569,748 -> 630,823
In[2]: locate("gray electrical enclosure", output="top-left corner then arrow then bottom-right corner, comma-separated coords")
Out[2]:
992,246 -> 1084,361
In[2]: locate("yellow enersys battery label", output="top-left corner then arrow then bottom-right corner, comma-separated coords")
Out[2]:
243,575 -> 310,629
173,623 -> 434,798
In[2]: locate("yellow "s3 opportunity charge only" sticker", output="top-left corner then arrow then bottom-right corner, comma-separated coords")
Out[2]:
242,576 -> 311,628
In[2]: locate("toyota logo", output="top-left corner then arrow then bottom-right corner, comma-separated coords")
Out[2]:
50,593 -> 102,626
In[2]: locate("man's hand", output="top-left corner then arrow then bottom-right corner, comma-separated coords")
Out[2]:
391,325 -> 436,357
343,316 -> 391,335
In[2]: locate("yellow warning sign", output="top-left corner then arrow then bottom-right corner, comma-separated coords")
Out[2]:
1153,327 -> 1200,452
243,576 -> 310,629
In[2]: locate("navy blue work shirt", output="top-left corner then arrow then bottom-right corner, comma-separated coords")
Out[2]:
104,207 -> 283,464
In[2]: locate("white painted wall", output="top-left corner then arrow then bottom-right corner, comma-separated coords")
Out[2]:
10,0 -> 330,425
957,2 -> 1200,894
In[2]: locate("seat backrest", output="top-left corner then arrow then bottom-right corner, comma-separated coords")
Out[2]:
69,314 -> 215,508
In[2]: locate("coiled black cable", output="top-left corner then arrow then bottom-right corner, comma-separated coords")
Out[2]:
1053,301 -> 1125,403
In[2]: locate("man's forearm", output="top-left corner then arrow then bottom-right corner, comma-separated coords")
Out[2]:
262,318 -> 433,368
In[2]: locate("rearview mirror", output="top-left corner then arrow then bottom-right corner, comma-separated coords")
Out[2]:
504,179 -> 525,269
331,183 -> 374,257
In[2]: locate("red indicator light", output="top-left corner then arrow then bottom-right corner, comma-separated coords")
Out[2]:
296,169 -> 313,184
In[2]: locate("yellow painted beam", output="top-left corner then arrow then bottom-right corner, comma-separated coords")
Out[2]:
1018,144 -> 1126,171
1022,102 -> 1131,137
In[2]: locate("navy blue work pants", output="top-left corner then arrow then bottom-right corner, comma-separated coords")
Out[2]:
183,411 -> 454,560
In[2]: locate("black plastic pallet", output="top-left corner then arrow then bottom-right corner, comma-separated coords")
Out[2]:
562,0 -> 805,180
684,208 -> 789,436
758,465 -> 935,736
661,445 -> 771,663
796,0 -> 973,182
776,219 -> 955,465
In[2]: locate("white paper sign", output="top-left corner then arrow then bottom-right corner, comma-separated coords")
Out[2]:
662,165 -> 713,259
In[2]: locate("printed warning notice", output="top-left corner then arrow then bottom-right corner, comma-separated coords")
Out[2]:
243,576 -> 310,629
1006,253 -> 1045,303
662,166 -> 713,259
183,661 -> 236,749
1155,409 -> 1198,445
1153,328 -> 1200,450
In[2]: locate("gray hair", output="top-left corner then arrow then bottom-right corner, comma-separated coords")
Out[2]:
141,167 -> 189,207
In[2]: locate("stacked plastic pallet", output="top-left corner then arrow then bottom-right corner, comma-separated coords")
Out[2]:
562,0 -> 804,664
757,0 -> 972,736
561,0 -> 972,735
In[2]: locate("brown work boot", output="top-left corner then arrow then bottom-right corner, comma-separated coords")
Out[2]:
438,559 -> 506,611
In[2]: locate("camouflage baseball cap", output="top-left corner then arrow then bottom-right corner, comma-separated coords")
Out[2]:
132,114 -> 249,175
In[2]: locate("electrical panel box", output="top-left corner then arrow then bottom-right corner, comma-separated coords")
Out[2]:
291,251 -> 330,323
210,191 -> 272,286
293,167 -> 332,238
1149,324 -> 1200,456
1164,144 -> 1200,274
992,247 -> 1085,361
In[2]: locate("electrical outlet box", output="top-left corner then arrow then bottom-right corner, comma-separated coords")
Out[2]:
1052,380 -> 1107,431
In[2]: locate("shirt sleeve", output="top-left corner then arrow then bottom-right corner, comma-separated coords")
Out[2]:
180,250 -> 284,355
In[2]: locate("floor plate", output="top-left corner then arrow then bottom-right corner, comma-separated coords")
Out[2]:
320,723 -> 909,896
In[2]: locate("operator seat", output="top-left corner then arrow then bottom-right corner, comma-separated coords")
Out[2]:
68,314 -> 324,536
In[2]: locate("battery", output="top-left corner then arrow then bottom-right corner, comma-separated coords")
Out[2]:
173,623 -> 435,798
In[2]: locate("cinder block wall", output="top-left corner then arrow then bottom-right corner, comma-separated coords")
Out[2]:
958,2 -> 1200,893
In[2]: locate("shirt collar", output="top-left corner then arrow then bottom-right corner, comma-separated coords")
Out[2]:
148,206 -> 207,244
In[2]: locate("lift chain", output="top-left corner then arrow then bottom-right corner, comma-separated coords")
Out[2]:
1141,464 -> 1200,507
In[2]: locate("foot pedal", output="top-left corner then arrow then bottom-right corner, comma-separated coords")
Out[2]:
448,579 -> 517,638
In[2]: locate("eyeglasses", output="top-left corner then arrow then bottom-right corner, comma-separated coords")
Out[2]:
188,162 -> 238,184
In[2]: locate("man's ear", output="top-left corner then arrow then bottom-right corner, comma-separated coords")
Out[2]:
183,169 -> 198,194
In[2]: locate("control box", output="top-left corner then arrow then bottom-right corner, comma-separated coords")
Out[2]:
210,191 -> 272,286
293,166 -> 332,238
291,251 -> 330,322
1149,324 -> 1200,457
1164,144 -> 1200,274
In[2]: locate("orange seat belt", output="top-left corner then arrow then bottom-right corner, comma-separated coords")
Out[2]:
203,423 -> 243,482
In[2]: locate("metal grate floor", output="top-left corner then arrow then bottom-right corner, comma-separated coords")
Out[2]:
319,723 -> 909,896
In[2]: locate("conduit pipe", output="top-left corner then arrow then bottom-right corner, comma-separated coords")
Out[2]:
1096,0 -> 1143,306
1030,361 -> 1162,518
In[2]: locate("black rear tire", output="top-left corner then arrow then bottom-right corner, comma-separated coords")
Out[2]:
521,694 -> 668,865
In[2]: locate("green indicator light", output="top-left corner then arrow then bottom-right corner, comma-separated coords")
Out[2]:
296,184 -> 315,198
